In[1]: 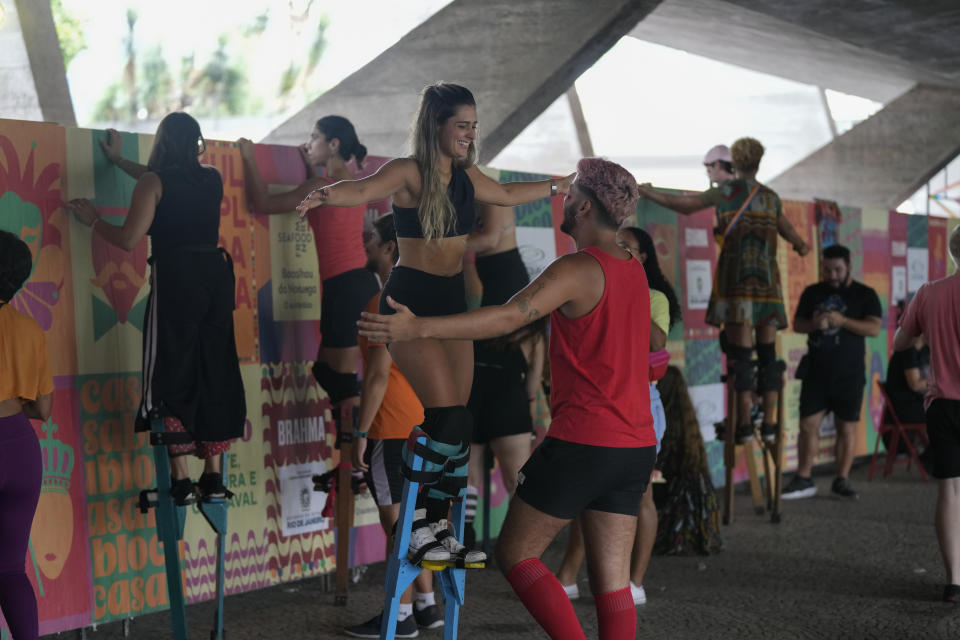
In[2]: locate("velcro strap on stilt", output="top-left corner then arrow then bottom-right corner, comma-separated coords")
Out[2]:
432,529 -> 468,568
408,518 -> 445,565
402,427 -> 470,486
402,467 -> 445,485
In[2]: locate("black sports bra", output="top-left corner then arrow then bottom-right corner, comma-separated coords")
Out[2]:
393,165 -> 476,238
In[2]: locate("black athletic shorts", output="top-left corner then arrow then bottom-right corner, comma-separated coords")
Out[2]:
799,371 -> 865,422
515,437 -> 657,519
363,438 -> 406,506
468,350 -> 533,444
321,268 -> 379,348
926,399 -> 960,479
379,266 -> 466,318
476,247 -> 530,307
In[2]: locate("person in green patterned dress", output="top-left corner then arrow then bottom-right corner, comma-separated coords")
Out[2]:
638,137 -> 810,444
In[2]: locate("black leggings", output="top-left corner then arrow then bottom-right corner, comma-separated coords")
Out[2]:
0,412 -> 41,640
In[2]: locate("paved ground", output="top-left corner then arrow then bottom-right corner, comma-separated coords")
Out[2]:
65,463 -> 960,639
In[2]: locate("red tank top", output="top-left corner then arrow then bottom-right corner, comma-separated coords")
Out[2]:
307,204 -> 367,280
548,246 -> 654,448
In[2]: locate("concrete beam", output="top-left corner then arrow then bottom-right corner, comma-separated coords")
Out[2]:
0,0 -> 76,125
768,84 -> 960,210
629,0 -> 960,103
0,0 -> 43,121
265,0 -> 661,163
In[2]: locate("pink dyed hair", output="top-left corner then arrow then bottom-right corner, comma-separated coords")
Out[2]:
575,157 -> 639,224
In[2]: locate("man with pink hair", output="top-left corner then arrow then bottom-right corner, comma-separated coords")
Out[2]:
360,157 -> 654,639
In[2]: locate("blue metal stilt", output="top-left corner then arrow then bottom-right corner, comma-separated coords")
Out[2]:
141,415 -> 229,640
197,464 -> 229,640
147,415 -> 189,640
380,436 -> 467,640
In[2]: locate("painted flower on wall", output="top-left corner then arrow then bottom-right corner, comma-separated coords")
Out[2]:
0,136 -> 63,330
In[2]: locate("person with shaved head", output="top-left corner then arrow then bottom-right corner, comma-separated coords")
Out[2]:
359,157 -> 654,639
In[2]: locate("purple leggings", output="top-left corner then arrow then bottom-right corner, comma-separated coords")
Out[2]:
0,412 -> 41,640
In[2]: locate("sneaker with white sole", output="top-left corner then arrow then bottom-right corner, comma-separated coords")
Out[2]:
413,603 -> 444,629
408,510 -> 451,567
344,612 -> 418,639
429,520 -> 486,568
831,476 -> 859,500
781,475 -> 817,500
630,582 -> 647,605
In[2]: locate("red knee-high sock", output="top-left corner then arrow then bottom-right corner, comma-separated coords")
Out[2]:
595,587 -> 636,640
507,558 -> 586,640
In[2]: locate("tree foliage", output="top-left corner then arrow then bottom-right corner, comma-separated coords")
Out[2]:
88,3 -> 329,124
50,0 -> 87,70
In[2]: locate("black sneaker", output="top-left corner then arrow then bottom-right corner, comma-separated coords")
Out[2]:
170,478 -> 198,506
413,604 -> 444,630
344,613 -> 418,638
734,424 -> 755,445
759,422 -> 778,443
197,472 -> 233,501
831,477 -> 859,500
781,475 -> 817,500
943,584 -> 960,603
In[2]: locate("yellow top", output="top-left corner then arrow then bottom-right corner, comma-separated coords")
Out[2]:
650,289 -> 670,334
0,304 -> 54,402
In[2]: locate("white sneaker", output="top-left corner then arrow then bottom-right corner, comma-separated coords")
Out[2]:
630,582 -> 647,605
408,510 -> 451,565
562,582 -> 580,600
430,520 -> 486,566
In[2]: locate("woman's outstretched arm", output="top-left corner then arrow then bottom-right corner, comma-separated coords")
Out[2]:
296,158 -> 417,215
468,166 -> 575,207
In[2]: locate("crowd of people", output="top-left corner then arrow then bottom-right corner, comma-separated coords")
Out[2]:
2,80 -> 959,640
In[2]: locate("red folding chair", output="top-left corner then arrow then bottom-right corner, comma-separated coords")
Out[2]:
869,380 -> 930,482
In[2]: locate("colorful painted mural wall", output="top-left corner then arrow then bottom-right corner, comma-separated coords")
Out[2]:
0,118 -> 949,634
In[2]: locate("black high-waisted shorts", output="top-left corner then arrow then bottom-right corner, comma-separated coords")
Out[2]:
379,266 -> 467,318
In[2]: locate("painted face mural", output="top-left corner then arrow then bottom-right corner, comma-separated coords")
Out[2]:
89,207 -> 148,338
0,135 -> 63,330
33,421 -> 76,580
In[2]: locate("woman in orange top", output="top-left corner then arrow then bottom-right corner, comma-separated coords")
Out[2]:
0,230 -> 53,640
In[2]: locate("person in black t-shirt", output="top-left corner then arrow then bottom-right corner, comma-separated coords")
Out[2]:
886,335 -> 929,424
782,245 -> 882,500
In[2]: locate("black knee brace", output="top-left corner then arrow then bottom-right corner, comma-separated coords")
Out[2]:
422,406 -> 474,445
726,345 -> 756,392
312,361 -> 359,404
756,343 -> 786,393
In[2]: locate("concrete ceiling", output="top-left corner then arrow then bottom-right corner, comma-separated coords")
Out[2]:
264,0 -> 662,162
769,84 -> 960,210
629,0 -> 960,103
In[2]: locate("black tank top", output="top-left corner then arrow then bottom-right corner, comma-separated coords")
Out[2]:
393,165 -> 476,238
148,166 -> 223,255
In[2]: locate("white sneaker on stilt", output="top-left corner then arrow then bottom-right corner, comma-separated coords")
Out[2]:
408,509 -> 451,567
430,520 -> 486,568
